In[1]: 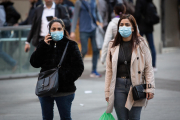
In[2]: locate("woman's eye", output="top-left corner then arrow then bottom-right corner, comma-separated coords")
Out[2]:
125,23 -> 130,26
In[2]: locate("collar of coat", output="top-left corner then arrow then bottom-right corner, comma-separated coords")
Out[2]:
110,37 -> 146,66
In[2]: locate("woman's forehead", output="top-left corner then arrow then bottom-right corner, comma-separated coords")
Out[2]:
120,19 -> 131,23
51,22 -> 62,27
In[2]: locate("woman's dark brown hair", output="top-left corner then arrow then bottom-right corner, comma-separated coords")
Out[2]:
114,3 -> 126,18
112,14 -> 140,49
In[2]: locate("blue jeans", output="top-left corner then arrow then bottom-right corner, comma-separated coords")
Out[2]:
38,93 -> 75,120
0,42 -> 16,67
140,32 -> 156,67
114,78 -> 142,120
80,30 -> 99,71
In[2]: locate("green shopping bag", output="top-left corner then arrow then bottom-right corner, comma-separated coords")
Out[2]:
99,111 -> 115,120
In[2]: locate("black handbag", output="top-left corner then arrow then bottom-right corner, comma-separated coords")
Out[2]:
120,45 -> 147,101
35,41 -> 69,97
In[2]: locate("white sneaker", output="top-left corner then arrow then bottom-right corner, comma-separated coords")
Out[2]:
153,67 -> 158,72
90,70 -> 102,78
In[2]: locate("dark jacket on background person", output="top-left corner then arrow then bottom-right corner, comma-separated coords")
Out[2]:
19,2 -> 43,25
27,4 -> 70,47
135,0 -> 153,33
0,1 -> 20,26
30,37 -> 84,93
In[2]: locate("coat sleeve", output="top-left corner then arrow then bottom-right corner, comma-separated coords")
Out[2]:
70,1 -> 81,33
19,17 -> 28,25
142,40 -> 155,94
101,22 -> 113,63
58,42 -> 84,82
134,0 -> 142,23
26,8 -> 38,43
97,0 -> 106,24
30,40 -> 51,68
58,5 -> 71,28
105,42 -> 113,98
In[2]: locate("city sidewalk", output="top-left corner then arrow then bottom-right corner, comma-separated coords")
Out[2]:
0,50 -> 180,120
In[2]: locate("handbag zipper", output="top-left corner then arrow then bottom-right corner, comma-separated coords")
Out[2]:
54,43 -> 56,48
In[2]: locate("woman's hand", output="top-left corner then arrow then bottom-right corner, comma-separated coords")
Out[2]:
70,32 -> 75,40
44,34 -> 52,45
106,97 -> 109,102
146,93 -> 154,100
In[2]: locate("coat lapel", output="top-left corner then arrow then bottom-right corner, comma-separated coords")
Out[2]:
39,5 -> 44,20
131,44 -> 139,66
55,5 -> 59,17
110,44 -> 119,62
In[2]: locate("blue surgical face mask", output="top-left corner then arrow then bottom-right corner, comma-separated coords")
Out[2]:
51,31 -> 64,41
118,26 -> 132,38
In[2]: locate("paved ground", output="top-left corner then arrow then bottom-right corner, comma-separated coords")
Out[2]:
0,50 -> 180,120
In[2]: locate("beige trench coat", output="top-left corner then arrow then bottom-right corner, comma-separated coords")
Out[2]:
105,37 -> 155,113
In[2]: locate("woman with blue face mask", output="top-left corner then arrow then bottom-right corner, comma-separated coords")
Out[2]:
105,14 -> 155,120
30,19 -> 84,120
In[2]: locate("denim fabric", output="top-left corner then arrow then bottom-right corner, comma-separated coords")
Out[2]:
114,78 -> 142,120
140,32 -> 156,67
80,30 -> 99,71
0,42 -> 16,67
38,93 -> 75,120
79,0 -> 97,32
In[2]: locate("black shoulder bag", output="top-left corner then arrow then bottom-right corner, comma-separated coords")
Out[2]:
35,41 -> 69,97
121,45 -> 147,101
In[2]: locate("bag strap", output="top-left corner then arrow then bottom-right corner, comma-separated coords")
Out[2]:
57,41 -> 69,68
80,0 -> 97,25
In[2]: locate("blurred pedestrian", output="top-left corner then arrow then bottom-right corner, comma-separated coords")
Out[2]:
30,19 -> 84,120
0,0 -> 21,57
135,0 -> 158,72
0,0 -> 21,26
101,3 -> 126,64
0,5 -> 17,72
105,14 -> 155,120
70,0 -> 103,78
98,0 -> 123,31
25,0 -> 70,52
54,0 -> 74,34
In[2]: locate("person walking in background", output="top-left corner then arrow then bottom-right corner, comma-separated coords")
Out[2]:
24,0 -> 70,52
0,0 -> 21,26
0,0 -> 21,57
54,0 -> 74,34
30,19 -> 84,120
98,0 -> 123,31
135,0 -> 158,72
13,0 -> 43,70
14,0 -> 43,26
70,0 -> 103,78
105,14 -> 155,120
0,5 -> 17,72
101,3 -> 126,64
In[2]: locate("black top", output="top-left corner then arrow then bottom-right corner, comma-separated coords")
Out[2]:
116,41 -> 132,78
30,37 -> 84,93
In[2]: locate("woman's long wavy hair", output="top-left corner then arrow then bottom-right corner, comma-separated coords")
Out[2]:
112,14 -> 140,49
